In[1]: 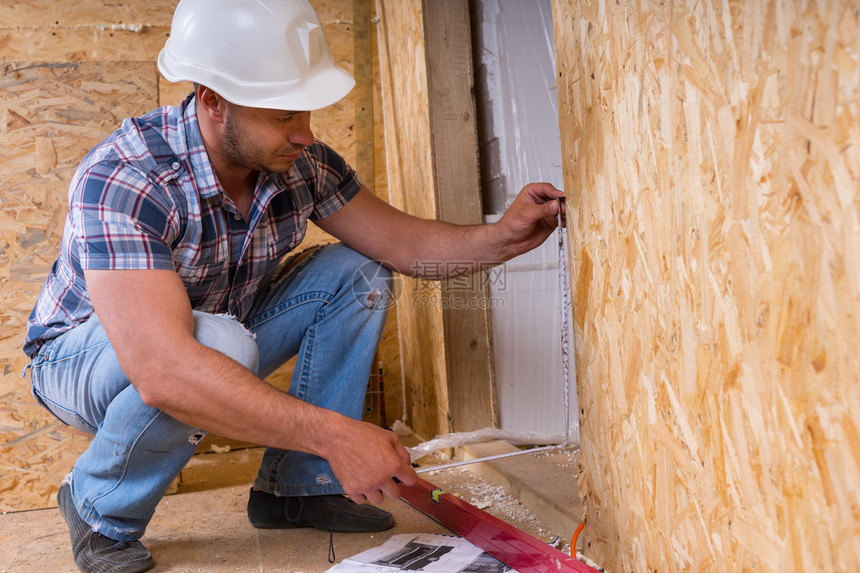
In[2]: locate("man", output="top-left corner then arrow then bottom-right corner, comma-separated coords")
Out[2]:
23,0 -> 564,571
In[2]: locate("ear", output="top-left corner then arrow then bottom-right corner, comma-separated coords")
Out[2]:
196,85 -> 228,124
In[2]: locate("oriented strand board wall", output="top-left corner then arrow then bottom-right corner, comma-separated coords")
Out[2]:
553,0 -> 860,571
0,0 -> 398,512
0,59 -> 158,512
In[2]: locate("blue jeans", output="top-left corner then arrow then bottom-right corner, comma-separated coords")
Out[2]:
28,244 -> 392,541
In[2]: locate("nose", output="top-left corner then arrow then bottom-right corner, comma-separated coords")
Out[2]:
289,111 -> 315,147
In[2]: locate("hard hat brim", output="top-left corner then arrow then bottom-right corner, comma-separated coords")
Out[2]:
158,48 -> 355,112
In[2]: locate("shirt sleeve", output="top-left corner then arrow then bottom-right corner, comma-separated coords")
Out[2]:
70,161 -> 177,271
305,141 -> 364,221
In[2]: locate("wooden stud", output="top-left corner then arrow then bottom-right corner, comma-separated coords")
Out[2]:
423,0 -> 495,432
376,0 -> 495,438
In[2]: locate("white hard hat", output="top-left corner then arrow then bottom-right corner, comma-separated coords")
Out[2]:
157,0 -> 355,111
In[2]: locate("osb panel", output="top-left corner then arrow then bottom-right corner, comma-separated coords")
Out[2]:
158,79 -> 194,108
0,0 -> 175,27
313,18 -> 359,168
376,0 -> 449,441
0,0 -> 172,62
553,0 -> 860,571
0,28 -> 171,62
0,61 -> 157,512
1,0 -> 402,511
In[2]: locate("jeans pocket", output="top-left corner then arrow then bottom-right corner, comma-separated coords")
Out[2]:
31,386 -> 98,434
30,361 -> 98,435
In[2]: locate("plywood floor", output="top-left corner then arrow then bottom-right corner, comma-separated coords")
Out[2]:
1,484 -> 455,572
0,446 -> 571,572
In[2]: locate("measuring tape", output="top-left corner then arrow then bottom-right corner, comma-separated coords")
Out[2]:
557,197 -> 571,441
414,198 -> 573,475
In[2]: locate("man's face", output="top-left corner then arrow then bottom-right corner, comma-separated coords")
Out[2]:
221,103 -> 314,174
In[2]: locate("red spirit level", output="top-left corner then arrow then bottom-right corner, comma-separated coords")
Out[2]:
398,477 -> 599,573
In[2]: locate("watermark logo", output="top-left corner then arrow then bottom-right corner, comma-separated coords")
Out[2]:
410,293 -> 505,311
409,261 -> 507,291
351,259 -> 398,311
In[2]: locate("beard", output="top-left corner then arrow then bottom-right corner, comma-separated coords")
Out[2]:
221,109 -> 302,175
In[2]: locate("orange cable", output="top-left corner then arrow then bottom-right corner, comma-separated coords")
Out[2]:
570,519 -> 585,557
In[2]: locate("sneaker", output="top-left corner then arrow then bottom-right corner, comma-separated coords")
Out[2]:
247,488 -> 395,533
57,482 -> 154,573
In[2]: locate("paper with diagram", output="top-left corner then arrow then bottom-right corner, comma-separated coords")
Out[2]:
325,533 -> 513,573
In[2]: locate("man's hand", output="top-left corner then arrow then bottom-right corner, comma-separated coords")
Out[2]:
493,182 -> 565,261
322,416 -> 417,505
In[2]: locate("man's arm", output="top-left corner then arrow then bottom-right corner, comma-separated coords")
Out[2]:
315,183 -> 564,278
84,267 -> 416,504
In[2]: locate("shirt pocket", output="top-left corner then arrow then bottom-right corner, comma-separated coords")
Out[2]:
267,228 -> 304,265
178,260 -> 226,306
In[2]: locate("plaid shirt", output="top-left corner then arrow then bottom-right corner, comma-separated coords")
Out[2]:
24,95 -> 361,357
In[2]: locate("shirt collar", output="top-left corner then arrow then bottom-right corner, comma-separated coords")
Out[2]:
181,96 -> 223,200
179,95 -> 296,209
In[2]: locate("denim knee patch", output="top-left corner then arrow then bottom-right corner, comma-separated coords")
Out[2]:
192,311 -> 259,372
